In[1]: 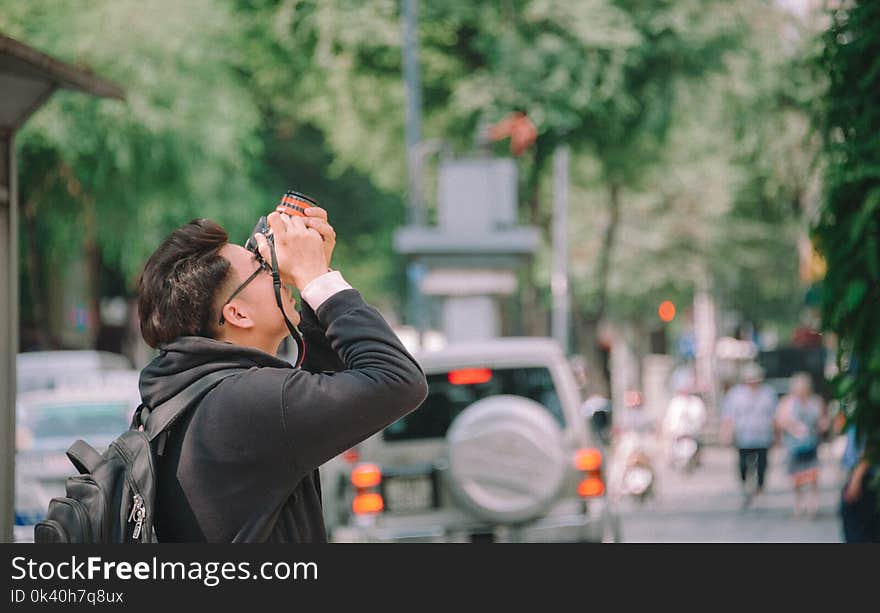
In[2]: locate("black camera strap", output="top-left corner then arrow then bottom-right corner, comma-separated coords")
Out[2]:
268,237 -> 305,368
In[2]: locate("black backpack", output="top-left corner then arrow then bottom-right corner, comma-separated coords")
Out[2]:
34,368 -> 243,543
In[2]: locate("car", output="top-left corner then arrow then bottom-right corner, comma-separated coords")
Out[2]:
16,350 -> 133,393
328,337 -> 622,543
757,345 -> 831,401
13,372 -> 142,542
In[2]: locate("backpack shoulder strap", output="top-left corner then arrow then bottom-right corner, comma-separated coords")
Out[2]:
141,368 -> 246,444
66,439 -> 104,475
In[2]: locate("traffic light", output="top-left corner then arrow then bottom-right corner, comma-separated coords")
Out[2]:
658,300 -> 676,323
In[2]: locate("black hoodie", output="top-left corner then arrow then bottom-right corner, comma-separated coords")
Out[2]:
138,288 -> 428,543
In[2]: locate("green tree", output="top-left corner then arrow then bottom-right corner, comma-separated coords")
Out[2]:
563,1 -> 824,395
229,0 -> 414,312
2,0 -> 266,347
244,1 -> 816,394
814,0 -> 880,465
241,0 -> 742,392
4,0 -> 410,350
4,0 -> 825,379
711,3 -> 824,338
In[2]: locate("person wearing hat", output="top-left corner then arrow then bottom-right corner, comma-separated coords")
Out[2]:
720,363 -> 779,508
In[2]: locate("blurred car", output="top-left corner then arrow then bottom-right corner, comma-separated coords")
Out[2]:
17,350 -> 133,393
328,337 -> 621,543
13,372 -> 141,542
757,345 -> 830,401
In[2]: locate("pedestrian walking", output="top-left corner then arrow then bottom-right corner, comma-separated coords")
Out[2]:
775,373 -> 827,518
720,363 -> 778,508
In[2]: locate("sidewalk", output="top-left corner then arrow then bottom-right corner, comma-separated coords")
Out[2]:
612,436 -> 847,542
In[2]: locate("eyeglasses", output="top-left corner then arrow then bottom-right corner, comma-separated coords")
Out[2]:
218,259 -> 273,325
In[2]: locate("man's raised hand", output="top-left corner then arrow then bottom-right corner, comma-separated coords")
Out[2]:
254,212 -> 328,290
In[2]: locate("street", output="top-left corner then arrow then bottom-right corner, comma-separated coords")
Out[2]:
613,437 -> 848,543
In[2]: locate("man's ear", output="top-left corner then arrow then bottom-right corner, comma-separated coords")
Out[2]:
220,302 -> 255,330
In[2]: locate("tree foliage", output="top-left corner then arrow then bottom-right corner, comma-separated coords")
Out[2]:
1,0 -> 826,369
567,2 -> 819,329
710,3 -> 823,333
2,0 -> 408,347
3,0 -> 266,279
814,0 -> 880,461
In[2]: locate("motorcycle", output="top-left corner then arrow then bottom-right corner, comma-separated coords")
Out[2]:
663,392 -> 707,474
613,391 -> 657,504
668,434 -> 700,472
581,394 -> 613,446
621,447 -> 655,503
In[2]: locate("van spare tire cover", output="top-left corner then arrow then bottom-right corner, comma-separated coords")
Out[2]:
445,395 -> 567,524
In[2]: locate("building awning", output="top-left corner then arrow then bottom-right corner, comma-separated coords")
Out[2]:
0,32 -> 124,131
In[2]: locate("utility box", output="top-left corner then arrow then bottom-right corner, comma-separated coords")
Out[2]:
437,158 -> 518,229
394,156 -> 539,345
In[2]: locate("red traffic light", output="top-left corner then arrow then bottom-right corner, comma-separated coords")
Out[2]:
658,300 -> 676,323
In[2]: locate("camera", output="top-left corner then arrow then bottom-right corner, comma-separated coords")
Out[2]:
244,189 -> 318,258
275,190 -> 317,217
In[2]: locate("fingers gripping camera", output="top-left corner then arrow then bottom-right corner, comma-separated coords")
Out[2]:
244,190 -> 314,257
245,191 -> 328,292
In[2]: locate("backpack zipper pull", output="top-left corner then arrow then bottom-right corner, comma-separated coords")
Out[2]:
127,494 -> 142,522
129,494 -> 145,541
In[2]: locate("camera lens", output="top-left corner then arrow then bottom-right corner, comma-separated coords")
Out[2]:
275,190 -> 317,217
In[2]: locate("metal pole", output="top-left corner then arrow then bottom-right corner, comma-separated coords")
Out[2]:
551,145 -> 570,355
401,0 -> 424,227
401,0 -> 427,343
0,131 -> 18,542
694,277 -> 718,413
407,261 -> 427,344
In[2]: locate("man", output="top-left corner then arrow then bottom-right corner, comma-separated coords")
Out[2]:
840,425 -> 879,542
136,209 -> 428,542
720,363 -> 778,508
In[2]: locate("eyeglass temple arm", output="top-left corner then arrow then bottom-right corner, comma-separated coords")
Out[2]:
218,266 -> 264,325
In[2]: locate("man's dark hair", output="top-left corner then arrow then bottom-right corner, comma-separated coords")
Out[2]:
138,218 -> 231,348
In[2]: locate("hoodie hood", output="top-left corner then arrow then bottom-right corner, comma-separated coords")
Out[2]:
139,336 -> 294,408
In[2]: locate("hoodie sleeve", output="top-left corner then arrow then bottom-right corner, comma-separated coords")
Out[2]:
281,289 -> 428,476
298,299 -> 345,374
